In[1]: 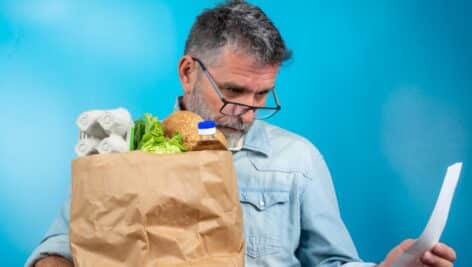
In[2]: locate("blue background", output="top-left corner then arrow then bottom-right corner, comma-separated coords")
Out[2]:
1,0 -> 470,266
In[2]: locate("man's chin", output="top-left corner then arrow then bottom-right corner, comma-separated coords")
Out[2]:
216,127 -> 244,147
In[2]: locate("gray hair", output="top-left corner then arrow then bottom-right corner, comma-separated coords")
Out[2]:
184,0 -> 292,66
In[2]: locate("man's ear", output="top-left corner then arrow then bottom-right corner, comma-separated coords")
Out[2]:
178,55 -> 198,95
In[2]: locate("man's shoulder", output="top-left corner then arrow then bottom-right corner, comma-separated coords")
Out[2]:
257,120 -> 319,152
262,121 -> 313,144
250,121 -> 324,177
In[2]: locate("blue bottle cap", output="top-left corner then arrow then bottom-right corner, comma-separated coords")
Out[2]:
198,120 -> 216,129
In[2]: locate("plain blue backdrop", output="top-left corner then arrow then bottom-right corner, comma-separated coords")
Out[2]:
0,0 -> 470,266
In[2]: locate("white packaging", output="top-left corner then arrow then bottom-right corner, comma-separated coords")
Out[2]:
96,134 -> 129,154
75,137 -> 100,157
97,108 -> 133,136
76,110 -> 107,139
75,108 -> 133,157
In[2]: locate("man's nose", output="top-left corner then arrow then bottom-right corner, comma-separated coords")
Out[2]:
236,94 -> 257,123
240,109 -> 255,123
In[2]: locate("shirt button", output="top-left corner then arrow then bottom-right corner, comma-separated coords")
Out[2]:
259,200 -> 265,208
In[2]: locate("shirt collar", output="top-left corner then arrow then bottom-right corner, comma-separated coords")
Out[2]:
242,120 -> 272,157
174,96 -> 271,157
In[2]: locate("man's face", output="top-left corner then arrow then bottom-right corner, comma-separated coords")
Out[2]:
184,48 -> 280,148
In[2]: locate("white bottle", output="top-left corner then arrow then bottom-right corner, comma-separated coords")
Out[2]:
193,120 -> 226,151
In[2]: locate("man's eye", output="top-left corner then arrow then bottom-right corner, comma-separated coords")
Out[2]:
256,90 -> 270,97
224,88 -> 244,95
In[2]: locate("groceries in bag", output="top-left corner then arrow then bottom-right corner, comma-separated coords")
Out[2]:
75,108 -> 229,157
193,120 -> 227,151
75,108 -> 133,157
162,111 -> 227,150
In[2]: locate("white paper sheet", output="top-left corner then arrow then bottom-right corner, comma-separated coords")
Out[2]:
392,162 -> 462,267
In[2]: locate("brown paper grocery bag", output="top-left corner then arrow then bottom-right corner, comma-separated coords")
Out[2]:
70,151 -> 244,267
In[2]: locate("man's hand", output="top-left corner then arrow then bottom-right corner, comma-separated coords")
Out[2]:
34,255 -> 73,267
379,239 -> 456,267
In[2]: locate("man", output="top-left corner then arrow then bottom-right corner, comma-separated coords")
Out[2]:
26,1 -> 457,267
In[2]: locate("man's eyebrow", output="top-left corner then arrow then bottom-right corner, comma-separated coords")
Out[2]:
219,82 -> 249,91
219,81 -> 274,92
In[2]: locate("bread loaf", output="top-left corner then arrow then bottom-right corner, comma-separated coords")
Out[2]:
162,111 -> 227,150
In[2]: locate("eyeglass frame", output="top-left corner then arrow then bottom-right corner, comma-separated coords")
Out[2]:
191,57 -> 281,120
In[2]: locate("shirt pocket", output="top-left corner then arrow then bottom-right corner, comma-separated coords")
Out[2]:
239,190 -> 290,258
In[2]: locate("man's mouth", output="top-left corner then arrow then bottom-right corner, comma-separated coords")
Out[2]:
217,125 -> 241,133
217,125 -> 240,131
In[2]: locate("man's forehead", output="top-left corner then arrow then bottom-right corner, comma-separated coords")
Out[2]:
213,67 -> 278,92
206,47 -> 280,89
212,46 -> 280,70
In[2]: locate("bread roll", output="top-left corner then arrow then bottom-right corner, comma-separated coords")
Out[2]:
162,111 -> 227,150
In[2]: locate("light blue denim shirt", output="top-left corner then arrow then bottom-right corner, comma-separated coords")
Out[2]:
25,119 -> 376,267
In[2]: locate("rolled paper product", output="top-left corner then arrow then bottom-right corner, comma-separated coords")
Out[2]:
76,110 -> 107,139
96,134 -> 129,154
75,137 -> 100,157
97,108 -> 133,136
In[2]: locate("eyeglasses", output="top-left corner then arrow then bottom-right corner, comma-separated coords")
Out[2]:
192,57 -> 281,120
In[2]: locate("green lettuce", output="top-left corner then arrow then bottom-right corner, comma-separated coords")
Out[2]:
132,113 -> 186,154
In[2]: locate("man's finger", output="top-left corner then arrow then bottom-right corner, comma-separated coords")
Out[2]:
432,243 -> 456,262
421,250 -> 453,267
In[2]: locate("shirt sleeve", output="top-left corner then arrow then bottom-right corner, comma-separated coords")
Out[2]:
24,197 -> 72,267
295,151 -> 377,267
